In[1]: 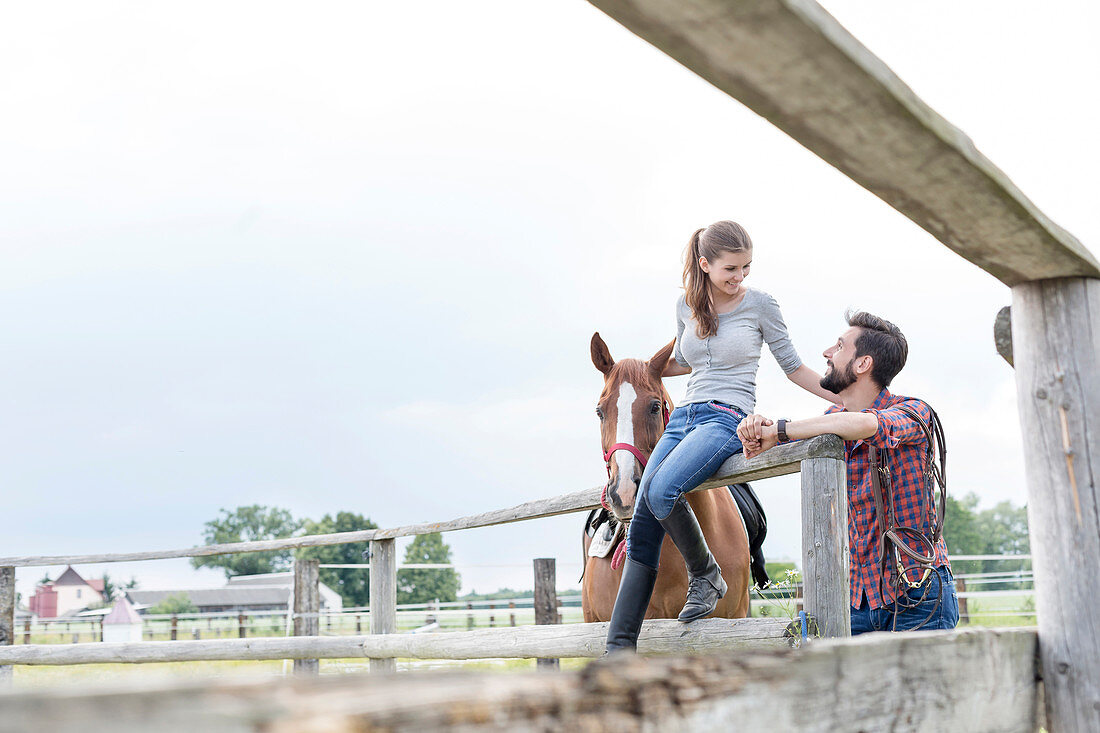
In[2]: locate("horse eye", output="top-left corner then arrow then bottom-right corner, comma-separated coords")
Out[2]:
650,402 -> 662,414
595,406 -> 604,419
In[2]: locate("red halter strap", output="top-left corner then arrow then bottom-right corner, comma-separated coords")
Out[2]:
601,400 -> 671,477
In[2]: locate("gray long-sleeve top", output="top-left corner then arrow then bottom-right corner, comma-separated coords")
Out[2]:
673,288 -> 803,413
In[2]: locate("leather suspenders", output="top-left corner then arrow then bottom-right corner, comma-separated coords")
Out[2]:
867,402 -> 947,601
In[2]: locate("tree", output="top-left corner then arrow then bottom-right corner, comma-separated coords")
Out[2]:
396,533 -> 461,605
943,493 -> 984,558
190,505 -> 302,578
944,492 -> 1031,586
296,511 -> 378,607
147,592 -> 198,615
101,572 -> 118,601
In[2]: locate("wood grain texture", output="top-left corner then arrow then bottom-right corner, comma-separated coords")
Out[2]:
533,558 -> 560,670
369,539 -> 397,674
0,629 -> 1038,732
292,559 -> 320,675
995,305 -> 1014,366
0,618 -> 790,665
0,567 -> 12,685
1011,277 -> 1100,732
585,0 -> 1097,286
800,457 -> 850,637
0,436 -> 841,568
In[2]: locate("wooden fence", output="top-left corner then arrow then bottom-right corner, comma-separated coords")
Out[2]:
0,434 -> 846,674
0,628 -> 1041,733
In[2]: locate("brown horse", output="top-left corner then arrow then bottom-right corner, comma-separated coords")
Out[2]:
582,332 -> 751,622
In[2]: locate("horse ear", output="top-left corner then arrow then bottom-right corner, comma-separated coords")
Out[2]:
647,339 -> 675,382
591,332 -> 615,375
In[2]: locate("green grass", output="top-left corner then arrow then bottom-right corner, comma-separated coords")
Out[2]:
959,593 -> 1036,628
12,656 -> 595,689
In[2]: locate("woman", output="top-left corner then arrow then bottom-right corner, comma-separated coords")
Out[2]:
606,220 -> 836,652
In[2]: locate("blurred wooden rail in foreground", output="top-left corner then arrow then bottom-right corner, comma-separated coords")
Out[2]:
0,629 -> 1039,733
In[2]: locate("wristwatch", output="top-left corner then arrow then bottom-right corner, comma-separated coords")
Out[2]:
776,419 -> 792,444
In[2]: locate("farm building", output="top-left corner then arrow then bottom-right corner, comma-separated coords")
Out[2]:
126,572 -> 343,614
27,566 -> 105,619
101,597 -> 143,644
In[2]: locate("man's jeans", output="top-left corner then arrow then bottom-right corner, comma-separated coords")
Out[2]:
850,565 -> 960,634
626,401 -> 746,570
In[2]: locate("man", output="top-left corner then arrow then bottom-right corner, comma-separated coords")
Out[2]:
737,311 -> 958,633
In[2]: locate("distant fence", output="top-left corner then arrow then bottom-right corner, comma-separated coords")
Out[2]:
0,435 -> 847,675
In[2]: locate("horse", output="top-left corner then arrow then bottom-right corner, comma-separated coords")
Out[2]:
581,332 -> 753,622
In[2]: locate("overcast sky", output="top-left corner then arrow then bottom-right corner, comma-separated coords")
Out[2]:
2,1 -> 1097,600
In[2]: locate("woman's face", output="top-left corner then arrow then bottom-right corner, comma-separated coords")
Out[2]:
700,249 -> 752,299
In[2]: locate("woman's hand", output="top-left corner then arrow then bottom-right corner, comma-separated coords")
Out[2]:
737,414 -> 776,458
662,359 -> 691,378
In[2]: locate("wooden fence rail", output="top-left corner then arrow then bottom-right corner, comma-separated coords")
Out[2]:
0,435 -> 841,568
0,629 -> 1039,733
0,434 -> 846,675
0,618 -> 789,665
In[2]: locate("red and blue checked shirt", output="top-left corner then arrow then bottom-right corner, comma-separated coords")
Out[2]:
826,390 -> 950,609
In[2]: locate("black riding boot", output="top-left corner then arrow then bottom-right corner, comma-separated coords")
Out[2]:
605,558 -> 659,653
658,496 -> 727,622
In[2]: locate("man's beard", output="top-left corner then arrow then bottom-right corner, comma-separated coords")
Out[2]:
820,360 -> 857,394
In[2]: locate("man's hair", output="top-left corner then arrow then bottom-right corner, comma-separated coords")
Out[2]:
846,310 -> 908,388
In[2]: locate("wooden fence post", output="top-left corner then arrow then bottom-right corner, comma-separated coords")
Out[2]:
533,558 -> 559,670
956,578 -> 969,624
237,613 -> 246,639
368,539 -> 396,674
466,602 -> 474,630
293,558 -> 320,675
170,615 -> 178,641
800,456 -> 850,638
1011,277 -> 1100,731
0,566 -> 14,685
23,618 -> 31,645
509,600 -> 516,627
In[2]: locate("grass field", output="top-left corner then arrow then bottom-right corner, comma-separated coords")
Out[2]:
12,656 -> 594,689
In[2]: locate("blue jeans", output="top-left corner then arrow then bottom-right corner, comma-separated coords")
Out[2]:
626,401 -> 746,570
850,566 -> 960,634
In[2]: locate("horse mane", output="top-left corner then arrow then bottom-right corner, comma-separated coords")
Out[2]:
601,358 -> 672,406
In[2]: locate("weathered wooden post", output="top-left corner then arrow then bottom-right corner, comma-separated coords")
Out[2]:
23,618 -> 30,645
170,615 -> 178,641
0,566 -> 14,684
466,601 -> 474,630
509,600 -> 516,627
1012,278 -> 1100,731
368,539 -> 396,674
800,455 -> 850,638
956,578 -> 969,625
533,558 -> 559,670
237,612 -> 246,639
293,558 -> 320,675
488,603 -> 495,628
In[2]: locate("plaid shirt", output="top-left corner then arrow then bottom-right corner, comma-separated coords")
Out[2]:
826,389 -> 950,609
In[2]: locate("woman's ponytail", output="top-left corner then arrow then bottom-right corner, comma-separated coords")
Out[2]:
682,227 -> 718,339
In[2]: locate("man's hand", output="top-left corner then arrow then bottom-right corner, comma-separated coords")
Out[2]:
737,414 -> 778,459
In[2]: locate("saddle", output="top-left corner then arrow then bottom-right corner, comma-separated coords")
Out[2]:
729,483 -> 770,589
583,483 -> 770,589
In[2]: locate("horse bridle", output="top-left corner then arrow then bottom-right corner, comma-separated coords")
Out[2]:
601,400 -> 671,509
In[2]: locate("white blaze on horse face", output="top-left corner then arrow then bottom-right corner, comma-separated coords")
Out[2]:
614,382 -> 638,488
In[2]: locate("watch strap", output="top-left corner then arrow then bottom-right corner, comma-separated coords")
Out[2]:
777,418 -> 791,444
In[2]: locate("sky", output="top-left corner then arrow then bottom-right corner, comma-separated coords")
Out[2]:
1,1 -> 1097,601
